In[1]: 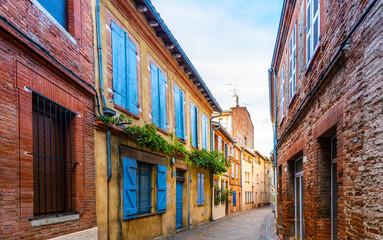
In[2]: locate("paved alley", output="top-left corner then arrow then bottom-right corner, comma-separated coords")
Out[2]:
162,206 -> 278,240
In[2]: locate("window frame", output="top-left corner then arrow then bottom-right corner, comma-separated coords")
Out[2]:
289,23 -> 297,102
306,0 -> 321,66
136,162 -> 153,215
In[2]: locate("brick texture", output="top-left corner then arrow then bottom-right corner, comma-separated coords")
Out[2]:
0,0 -> 96,239
271,0 -> 383,239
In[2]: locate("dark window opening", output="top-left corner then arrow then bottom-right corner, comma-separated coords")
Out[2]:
137,162 -> 152,215
31,92 -> 77,217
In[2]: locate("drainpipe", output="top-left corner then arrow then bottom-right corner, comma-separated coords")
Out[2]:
188,174 -> 191,229
106,129 -> 112,240
96,0 -> 115,117
268,68 -> 278,225
209,112 -> 223,221
117,136 -> 122,240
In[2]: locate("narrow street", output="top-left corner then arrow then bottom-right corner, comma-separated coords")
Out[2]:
162,206 -> 278,240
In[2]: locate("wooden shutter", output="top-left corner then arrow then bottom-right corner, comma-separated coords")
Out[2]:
111,22 -> 127,109
180,90 -> 185,139
123,157 -> 137,219
158,71 -> 167,131
233,191 -> 237,205
37,0 -> 68,29
151,63 -> 160,127
156,165 -> 167,213
306,0 -> 312,63
218,135 -> 222,153
190,103 -> 197,147
126,37 -> 139,115
312,0 -> 320,51
174,86 -> 182,138
197,173 -> 201,204
201,173 -> 205,204
195,106 -> 199,147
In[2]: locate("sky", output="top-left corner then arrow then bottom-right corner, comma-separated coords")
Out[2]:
152,0 -> 282,156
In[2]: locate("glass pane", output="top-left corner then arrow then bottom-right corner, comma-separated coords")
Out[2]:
295,176 -> 301,239
296,158 -> 303,173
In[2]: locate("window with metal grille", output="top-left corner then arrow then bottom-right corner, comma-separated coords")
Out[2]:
31,91 -> 78,217
137,162 -> 152,215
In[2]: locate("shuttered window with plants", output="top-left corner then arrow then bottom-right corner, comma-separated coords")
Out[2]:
174,86 -> 185,140
151,63 -> 167,131
111,21 -> 139,116
31,91 -> 78,217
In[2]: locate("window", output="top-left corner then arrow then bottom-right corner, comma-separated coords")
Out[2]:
306,0 -> 320,64
224,143 -> 228,159
31,92 -> 77,217
137,162 -> 152,215
37,0 -> 68,29
201,114 -> 208,149
174,86 -> 185,139
235,164 -> 238,179
231,163 -> 234,178
197,173 -> 205,205
231,146 -> 234,157
190,103 -> 198,148
151,63 -> 167,131
111,22 -> 139,115
233,191 -> 237,205
280,65 -> 285,118
218,135 -> 222,152
289,24 -> 297,101
123,159 -> 166,219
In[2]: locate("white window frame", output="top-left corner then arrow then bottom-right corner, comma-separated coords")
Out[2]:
306,0 -> 320,66
280,65 -> 285,119
289,24 -> 297,102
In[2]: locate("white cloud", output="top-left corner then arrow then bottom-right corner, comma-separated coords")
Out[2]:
152,0 -> 281,156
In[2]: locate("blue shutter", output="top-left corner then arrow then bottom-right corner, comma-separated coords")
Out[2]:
180,90 -> 185,140
190,104 -> 196,148
201,173 -> 204,204
233,191 -> 237,205
195,106 -> 199,148
126,37 -> 139,115
174,87 -> 182,139
151,63 -> 160,126
159,71 -> 167,131
123,158 -> 137,219
156,165 -> 167,213
201,115 -> 208,149
111,22 -> 126,109
37,0 -> 68,29
197,173 -> 201,205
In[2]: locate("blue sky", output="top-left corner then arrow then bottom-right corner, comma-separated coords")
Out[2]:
152,0 -> 282,156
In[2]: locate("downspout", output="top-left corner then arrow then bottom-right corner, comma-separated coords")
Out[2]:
117,136 -> 122,240
188,174 -> 191,230
106,129 -> 112,240
209,111 -> 223,221
268,68 -> 278,223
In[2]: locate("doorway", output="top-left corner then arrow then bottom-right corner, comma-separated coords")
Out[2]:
176,180 -> 183,229
295,158 -> 303,239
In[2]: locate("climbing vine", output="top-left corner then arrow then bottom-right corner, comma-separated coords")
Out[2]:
99,115 -> 228,175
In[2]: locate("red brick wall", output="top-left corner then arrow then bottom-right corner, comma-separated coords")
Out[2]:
231,107 -> 254,149
273,0 -> 383,239
0,0 -> 96,238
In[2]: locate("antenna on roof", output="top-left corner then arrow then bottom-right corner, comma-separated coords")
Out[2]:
225,83 -> 242,96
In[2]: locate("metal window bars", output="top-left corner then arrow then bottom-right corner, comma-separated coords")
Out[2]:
29,89 -> 78,218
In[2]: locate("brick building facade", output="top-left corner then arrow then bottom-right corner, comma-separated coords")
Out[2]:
0,0 -> 97,239
269,0 -> 383,239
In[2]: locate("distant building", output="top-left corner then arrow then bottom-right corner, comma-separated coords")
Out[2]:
269,0 -> 383,239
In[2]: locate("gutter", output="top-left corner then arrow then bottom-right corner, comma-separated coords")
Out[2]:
140,0 -> 222,113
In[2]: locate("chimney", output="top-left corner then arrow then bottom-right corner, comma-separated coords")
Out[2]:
233,94 -> 239,107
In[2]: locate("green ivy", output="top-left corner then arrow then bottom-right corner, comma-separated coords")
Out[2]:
100,116 -> 228,175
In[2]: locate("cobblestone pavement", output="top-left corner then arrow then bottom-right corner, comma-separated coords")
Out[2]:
162,205 -> 279,240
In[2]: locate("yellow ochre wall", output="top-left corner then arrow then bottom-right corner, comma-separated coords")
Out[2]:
93,0 -> 214,239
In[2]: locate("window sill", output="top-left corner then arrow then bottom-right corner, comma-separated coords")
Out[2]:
115,104 -> 140,120
177,137 -> 186,144
288,93 -> 297,108
135,213 -> 156,219
305,43 -> 321,75
279,116 -> 285,126
191,146 -> 199,150
197,202 -> 205,207
30,213 -> 79,227
156,126 -> 169,135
